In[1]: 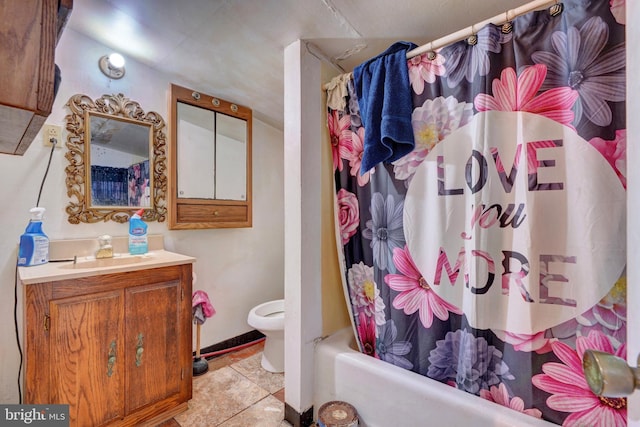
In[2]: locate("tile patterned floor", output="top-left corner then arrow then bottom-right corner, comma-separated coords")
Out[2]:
165,341 -> 293,427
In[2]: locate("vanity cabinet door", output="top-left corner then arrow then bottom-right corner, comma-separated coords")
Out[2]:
49,290 -> 125,427
125,279 -> 183,413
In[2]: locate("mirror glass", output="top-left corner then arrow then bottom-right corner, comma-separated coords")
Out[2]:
176,103 -> 247,200
88,112 -> 153,207
215,113 -> 247,200
65,93 -> 167,224
176,102 -> 215,199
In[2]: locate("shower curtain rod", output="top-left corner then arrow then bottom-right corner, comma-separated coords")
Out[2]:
406,0 -> 558,59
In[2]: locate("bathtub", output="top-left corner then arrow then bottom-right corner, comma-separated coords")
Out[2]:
314,327 -> 556,427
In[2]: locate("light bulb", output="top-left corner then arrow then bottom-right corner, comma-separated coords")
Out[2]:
108,53 -> 125,68
99,53 -> 126,79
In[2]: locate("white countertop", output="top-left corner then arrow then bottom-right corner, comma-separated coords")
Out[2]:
19,250 -> 196,284
18,235 -> 196,284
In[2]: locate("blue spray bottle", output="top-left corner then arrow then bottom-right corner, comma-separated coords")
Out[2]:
18,207 -> 49,266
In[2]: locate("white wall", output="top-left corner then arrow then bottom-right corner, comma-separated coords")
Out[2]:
0,28 -> 284,403
626,2 -> 639,425
283,40 -> 325,419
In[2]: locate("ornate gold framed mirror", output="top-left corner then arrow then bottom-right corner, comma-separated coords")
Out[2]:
64,93 -> 167,223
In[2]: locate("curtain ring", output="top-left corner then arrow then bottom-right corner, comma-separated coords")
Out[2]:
549,1 -> 563,17
501,10 -> 513,34
426,51 -> 437,61
467,24 -> 478,46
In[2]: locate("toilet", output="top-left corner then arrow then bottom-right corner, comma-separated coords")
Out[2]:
247,299 -> 285,373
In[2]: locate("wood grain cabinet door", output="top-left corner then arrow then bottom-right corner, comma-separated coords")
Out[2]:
124,279 -> 183,414
49,290 -> 125,427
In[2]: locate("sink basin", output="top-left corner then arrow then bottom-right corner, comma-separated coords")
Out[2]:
60,254 -> 150,269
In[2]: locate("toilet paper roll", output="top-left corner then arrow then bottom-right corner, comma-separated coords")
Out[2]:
318,401 -> 359,427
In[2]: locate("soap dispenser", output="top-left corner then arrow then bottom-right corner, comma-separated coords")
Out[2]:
96,235 -> 114,259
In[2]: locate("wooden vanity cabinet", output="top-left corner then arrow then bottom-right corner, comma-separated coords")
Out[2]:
24,263 -> 193,427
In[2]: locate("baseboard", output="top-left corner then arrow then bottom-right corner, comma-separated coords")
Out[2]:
195,329 -> 265,359
284,403 -> 314,427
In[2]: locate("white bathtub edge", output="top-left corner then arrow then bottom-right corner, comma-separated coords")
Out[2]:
314,327 -> 556,427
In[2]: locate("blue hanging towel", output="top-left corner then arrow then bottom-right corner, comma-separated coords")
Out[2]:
353,41 -> 417,175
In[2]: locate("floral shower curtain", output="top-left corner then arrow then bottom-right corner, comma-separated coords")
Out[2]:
328,0 -> 626,425
128,160 -> 150,206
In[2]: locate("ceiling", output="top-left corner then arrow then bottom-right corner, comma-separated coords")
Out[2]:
68,0 -> 537,130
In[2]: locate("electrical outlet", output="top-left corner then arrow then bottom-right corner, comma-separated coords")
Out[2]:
43,124 -> 62,148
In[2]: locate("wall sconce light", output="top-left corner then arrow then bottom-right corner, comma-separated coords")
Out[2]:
99,53 -> 126,79
583,349 -> 640,397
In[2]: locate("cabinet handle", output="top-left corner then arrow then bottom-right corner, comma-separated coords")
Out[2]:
43,314 -> 50,332
107,340 -> 116,377
135,332 -> 144,367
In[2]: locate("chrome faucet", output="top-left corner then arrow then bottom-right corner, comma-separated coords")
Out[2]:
96,234 -> 114,259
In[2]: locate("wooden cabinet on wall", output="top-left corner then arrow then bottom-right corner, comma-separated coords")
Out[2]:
168,84 -> 252,229
0,0 -> 73,155
23,263 -> 193,427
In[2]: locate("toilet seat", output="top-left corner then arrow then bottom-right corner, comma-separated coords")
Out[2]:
247,299 -> 284,332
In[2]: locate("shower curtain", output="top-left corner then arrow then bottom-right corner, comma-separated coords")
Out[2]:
328,0 -> 626,425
